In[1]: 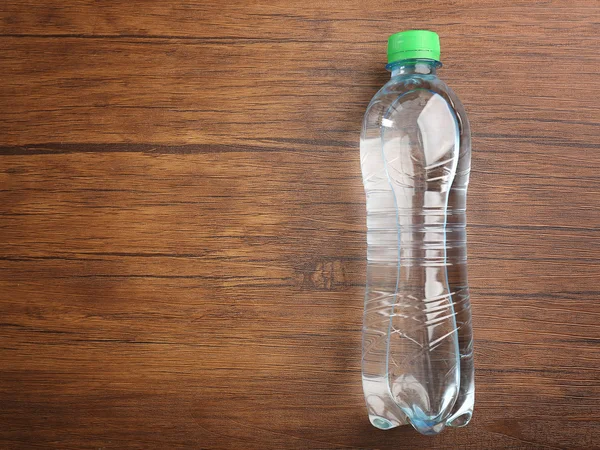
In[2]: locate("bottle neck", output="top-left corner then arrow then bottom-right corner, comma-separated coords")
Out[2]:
387,59 -> 441,77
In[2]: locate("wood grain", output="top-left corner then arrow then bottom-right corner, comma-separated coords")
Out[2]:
1,1 -> 599,449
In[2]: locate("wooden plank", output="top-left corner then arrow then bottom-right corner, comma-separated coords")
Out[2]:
1,0 -> 599,449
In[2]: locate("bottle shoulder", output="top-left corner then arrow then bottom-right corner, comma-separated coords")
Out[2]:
366,76 -> 463,115
363,75 -> 470,138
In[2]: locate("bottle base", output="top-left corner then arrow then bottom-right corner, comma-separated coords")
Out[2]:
368,411 -> 473,435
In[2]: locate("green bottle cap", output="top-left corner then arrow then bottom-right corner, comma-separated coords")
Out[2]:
387,30 -> 440,64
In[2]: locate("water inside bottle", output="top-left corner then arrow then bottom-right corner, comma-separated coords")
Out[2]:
361,84 -> 474,435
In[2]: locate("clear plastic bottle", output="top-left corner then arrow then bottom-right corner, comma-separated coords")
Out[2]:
360,30 -> 473,435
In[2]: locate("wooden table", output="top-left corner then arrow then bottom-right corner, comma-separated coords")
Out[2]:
1,1 -> 599,449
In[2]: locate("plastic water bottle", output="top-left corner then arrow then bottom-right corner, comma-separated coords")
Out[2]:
360,30 -> 473,435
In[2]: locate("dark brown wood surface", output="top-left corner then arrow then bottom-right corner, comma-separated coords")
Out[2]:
1,1 -> 599,449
